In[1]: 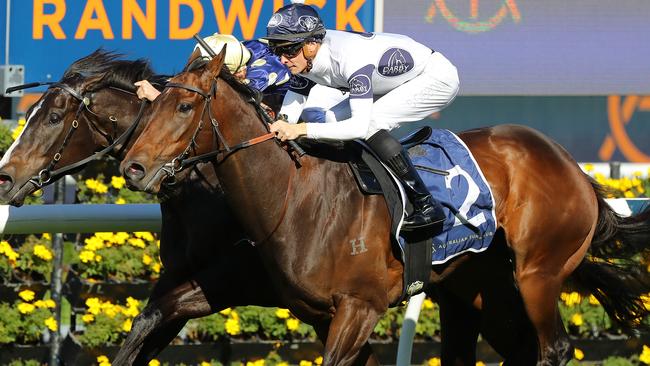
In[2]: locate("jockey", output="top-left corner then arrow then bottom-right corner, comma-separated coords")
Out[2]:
135,34 -> 292,114
265,4 -> 460,232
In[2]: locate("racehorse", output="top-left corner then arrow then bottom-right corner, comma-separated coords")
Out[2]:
120,48 -> 650,365
0,51 -> 282,365
0,50 -> 535,365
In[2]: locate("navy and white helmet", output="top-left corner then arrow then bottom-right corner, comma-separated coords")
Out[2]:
263,4 -> 326,45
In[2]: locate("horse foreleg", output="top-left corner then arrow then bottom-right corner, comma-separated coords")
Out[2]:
112,281 -> 212,366
313,323 -> 380,366
320,294 -> 383,366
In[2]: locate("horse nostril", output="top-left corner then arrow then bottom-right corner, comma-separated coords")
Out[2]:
0,174 -> 14,191
124,162 -> 146,181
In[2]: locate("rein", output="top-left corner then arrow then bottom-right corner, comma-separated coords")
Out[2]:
9,81 -> 148,187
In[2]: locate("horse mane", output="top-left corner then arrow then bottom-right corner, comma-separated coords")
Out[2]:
184,57 -> 262,104
63,49 -> 169,93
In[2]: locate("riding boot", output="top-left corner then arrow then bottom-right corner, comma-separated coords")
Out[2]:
367,130 -> 445,232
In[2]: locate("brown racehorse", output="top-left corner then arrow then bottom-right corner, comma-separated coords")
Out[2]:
0,51 -> 282,365
1,51 -> 523,365
120,48 -> 650,365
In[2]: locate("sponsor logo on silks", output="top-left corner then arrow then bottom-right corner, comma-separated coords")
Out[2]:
298,16 -> 319,31
268,13 -> 283,28
378,48 -> 414,77
290,76 -> 310,90
349,74 -> 372,97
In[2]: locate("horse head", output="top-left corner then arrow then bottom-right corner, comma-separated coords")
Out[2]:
0,50 -> 155,206
122,46 -> 260,193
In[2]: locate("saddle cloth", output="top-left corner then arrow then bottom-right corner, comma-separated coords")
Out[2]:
399,129 -> 497,264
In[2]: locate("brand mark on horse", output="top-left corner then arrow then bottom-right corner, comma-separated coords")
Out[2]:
350,238 -> 368,255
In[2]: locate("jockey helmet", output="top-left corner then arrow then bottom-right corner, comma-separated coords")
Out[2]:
194,33 -> 252,74
263,4 -> 326,48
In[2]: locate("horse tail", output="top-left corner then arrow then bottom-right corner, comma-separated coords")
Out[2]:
572,176 -> 650,331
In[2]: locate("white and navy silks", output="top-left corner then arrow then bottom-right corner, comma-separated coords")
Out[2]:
279,30 -> 460,140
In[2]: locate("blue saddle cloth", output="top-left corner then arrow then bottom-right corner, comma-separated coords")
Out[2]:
399,129 -> 497,264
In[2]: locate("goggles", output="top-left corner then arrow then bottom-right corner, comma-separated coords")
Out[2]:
270,42 -> 304,58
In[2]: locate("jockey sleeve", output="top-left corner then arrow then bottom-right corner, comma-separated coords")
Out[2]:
242,40 -> 291,93
306,64 -> 375,140
279,90 -> 307,123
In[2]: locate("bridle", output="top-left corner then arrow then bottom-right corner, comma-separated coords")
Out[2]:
159,78 -> 277,178
7,81 -> 148,188
159,75 -> 299,245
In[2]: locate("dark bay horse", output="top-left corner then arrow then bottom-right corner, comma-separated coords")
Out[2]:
0,51 -> 283,365
120,48 -> 650,365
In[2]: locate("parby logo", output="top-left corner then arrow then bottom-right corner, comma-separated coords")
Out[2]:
425,0 -> 521,33
378,48 -> 413,77
349,75 -> 371,96
599,96 -> 650,162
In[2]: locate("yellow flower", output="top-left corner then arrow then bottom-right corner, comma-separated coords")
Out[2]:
151,263 -> 161,273
18,290 -> 35,302
476,362 -> 486,366
142,254 -> 152,265
11,118 -> 25,140
624,190 -> 635,198
33,244 -> 53,261
299,361 -> 312,366
427,358 -> 441,366
200,362 -> 212,366
79,250 -> 95,263
422,298 -> 434,309
82,314 -> 95,323
314,356 -> 323,365
86,298 -> 102,315
148,360 -> 160,366
571,313 -> 583,326
574,347 -> 584,360
583,163 -> 594,172
588,294 -> 600,305
641,294 -> 650,311
111,176 -> 126,189
640,345 -> 650,364
97,355 -> 111,366
95,254 -> 103,262
45,316 -> 58,331
277,363 -> 288,366
561,292 -> 582,307
225,318 -> 240,335
286,318 -> 300,331
41,233 -> 51,241
135,232 -> 155,241
220,308 -> 232,316
122,318 -> 133,332
275,308 -> 290,319
0,240 -> 19,261
115,198 -> 126,204
18,302 -> 36,314
128,237 -> 146,248
84,236 -> 105,251
114,232 -> 130,244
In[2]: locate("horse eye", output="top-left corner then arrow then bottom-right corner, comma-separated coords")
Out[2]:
178,103 -> 192,114
49,113 -> 61,124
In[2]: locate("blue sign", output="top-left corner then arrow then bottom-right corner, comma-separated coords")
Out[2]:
0,0 -> 375,85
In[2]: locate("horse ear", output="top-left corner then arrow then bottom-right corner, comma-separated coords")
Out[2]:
185,47 -> 202,67
206,45 -> 227,77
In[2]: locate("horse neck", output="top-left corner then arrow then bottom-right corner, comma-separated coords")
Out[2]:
209,80 -> 296,240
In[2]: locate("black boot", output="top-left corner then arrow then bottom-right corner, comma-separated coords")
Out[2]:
367,130 -> 445,233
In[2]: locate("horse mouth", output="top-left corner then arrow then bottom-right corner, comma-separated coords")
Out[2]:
0,181 -> 38,207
